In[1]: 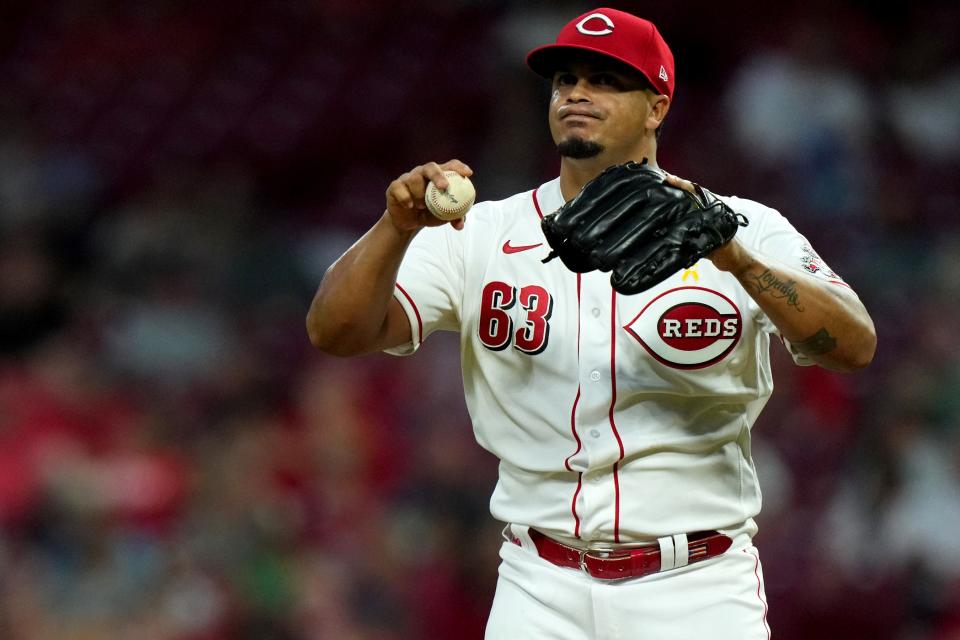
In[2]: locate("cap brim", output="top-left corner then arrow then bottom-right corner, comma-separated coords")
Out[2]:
526,44 -> 661,95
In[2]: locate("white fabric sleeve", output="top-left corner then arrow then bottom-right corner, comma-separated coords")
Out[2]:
725,197 -> 854,366
753,208 -> 849,290
383,222 -> 465,356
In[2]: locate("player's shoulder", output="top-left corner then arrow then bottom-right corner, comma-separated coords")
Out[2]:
411,186 -> 540,247
717,194 -> 798,242
474,185 -> 546,217
719,194 -> 784,224
466,178 -> 559,227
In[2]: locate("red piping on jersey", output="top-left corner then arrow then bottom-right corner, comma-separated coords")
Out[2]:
746,548 -> 771,638
564,274 -> 583,537
394,283 -> 423,345
532,188 -> 544,220
536,184 -> 582,536
609,289 -> 625,542
570,473 -> 583,538
564,391 -> 582,473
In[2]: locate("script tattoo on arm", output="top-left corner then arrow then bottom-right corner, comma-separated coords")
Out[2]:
748,269 -> 804,311
794,327 -> 838,355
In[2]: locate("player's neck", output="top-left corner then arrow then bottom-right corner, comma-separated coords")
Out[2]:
560,152 -> 659,202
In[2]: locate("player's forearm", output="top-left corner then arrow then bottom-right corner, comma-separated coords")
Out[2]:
306,212 -> 416,356
715,242 -> 877,372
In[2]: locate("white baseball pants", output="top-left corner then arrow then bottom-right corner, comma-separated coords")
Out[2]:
485,530 -> 771,640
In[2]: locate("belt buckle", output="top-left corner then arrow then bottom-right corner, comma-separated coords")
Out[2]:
578,548 -> 589,575
579,547 -> 615,577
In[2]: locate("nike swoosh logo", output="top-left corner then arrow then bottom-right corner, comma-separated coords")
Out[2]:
502,241 -> 543,254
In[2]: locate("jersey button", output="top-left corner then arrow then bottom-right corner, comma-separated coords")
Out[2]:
591,307 -> 601,318
590,429 -> 600,438
589,371 -> 601,381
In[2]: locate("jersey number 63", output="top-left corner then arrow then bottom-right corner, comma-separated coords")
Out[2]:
478,281 -> 553,355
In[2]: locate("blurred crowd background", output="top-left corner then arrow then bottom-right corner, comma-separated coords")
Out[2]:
0,0 -> 958,638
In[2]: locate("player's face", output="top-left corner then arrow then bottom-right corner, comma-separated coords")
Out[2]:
548,57 -> 666,159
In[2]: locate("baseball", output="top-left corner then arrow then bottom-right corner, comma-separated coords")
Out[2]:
425,171 -> 475,221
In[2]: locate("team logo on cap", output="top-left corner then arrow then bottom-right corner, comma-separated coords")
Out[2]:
576,12 -> 615,36
659,65 -> 669,82
624,287 -> 742,369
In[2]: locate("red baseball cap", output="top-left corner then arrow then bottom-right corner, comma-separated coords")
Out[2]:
526,8 -> 675,98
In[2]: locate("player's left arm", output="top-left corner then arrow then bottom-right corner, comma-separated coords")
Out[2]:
662,174 -> 876,372
708,238 -> 876,372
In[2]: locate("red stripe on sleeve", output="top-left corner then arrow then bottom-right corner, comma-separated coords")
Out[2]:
394,283 -> 423,346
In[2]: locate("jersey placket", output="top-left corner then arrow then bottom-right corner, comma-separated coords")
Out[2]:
573,271 -> 625,540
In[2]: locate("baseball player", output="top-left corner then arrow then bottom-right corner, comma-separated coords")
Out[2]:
307,7 -> 876,639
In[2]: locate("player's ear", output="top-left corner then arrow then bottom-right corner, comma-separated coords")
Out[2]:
645,93 -> 670,134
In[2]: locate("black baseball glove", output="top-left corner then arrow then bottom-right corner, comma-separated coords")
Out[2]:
541,161 -> 748,294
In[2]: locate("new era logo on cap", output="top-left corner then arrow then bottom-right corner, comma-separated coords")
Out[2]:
576,12 -> 615,36
526,7 -> 676,98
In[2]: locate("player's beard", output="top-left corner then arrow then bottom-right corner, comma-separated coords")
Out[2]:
557,137 -> 604,159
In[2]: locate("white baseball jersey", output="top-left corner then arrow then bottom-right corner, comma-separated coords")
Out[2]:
387,175 -> 851,544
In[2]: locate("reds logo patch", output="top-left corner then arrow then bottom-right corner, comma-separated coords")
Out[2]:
799,244 -> 840,280
624,287 -> 742,369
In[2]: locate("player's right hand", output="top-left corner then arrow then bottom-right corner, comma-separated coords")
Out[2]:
385,160 -> 473,233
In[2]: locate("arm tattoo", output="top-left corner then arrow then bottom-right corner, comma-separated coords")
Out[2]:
748,269 -> 804,311
794,327 -> 837,355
